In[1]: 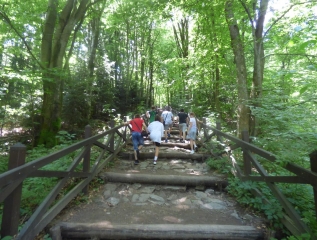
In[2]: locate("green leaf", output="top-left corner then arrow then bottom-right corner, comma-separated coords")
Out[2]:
299,85 -> 309,95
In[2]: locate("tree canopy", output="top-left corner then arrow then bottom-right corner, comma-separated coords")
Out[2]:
1,0 -> 317,236
0,0 -> 316,143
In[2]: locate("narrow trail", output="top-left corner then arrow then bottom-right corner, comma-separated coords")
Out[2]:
49,125 -> 269,239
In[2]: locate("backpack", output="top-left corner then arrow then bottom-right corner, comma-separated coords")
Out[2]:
149,110 -> 156,122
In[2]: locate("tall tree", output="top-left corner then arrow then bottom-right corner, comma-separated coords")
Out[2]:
225,0 -> 250,136
39,0 -> 91,146
240,0 -> 269,136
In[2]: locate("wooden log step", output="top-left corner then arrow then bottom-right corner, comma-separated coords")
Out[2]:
143,142 -> 192,149
51,223 -> 265,240
100,172 -> 228,188
140,136 -> 185,141
118,152 -> 210,160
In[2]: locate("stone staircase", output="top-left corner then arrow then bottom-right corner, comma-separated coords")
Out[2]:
49,128 -> 268,239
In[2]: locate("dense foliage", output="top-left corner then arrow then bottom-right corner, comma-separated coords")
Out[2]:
1,0 -> 317,238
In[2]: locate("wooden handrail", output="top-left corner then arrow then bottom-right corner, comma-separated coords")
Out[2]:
1,117 -> 316,238
0,121 -> 128,239
200,118 -> 315,237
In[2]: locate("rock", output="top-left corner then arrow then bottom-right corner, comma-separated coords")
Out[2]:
106,197 -> 120,206
103,190 -> 112,199
131,194 -> 139,202
150,194 -> 165,202
104,183 -> 118,191
141,186 -> 155,193
139,194 -> 151,202
201,202 -> 226,210
132,183 -> 141,189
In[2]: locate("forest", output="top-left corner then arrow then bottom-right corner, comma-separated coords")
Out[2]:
1,0 -> 317,238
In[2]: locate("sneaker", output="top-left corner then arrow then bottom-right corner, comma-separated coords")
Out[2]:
180,140 -> 184,143
190,150 -> 194,154
153,160 -> 157,165
165,139 -> 168,143
134,160 -> 139,165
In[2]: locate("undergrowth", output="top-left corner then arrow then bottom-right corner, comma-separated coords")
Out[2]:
0,130 -> 115,239
205,140 -> 317,240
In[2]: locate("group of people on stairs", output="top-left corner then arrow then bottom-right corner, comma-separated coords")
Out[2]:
125,106 -> 200,165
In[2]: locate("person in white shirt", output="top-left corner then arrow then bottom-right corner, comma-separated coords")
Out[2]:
147,115 -> 164,165
161,106 -> 173,143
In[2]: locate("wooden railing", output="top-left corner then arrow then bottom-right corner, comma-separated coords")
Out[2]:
201,118 -> 316,237
0,121 -> 128,239
1,118 -> 316,239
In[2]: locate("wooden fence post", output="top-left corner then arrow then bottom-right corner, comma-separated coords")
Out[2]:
124,117 -> 132,161
242,130 -> 252,176
82,125 -> 92,195
309,150 -> 317,222
109,120 -> 115,151
1,143 -> 26,238
202,118 -> 207,139
123,116 -> 127,141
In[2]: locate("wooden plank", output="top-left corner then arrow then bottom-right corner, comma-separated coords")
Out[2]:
229,143 -> 241,151
55,223 -> 265,240
202,124 -> 276,161
118,152 -> 210,160
244,151 -> 310,235
28,170 -> 89,178
93,140 -> 114,152
0,180 -> 22,203
285,162 -> 317,188
246,150 -> 268,177
250,189 -> 306,237
101,172 -> 228,188
1,143 -> 25,238
17,147 -> 90,239
241,175 -> 308,184
15,139 -> 125,239
0,125 -> 124,189
19,178 -> 92,240
241,176 -> 307,184
17,146 -> 124,240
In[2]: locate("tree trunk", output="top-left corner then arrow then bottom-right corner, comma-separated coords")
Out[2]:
172,17 -> 189,102
148,42 -> 154,107
87,8 -> 103,120
38,0 -> 90,147
225,0 -> 250,138
249,0 -> 269,136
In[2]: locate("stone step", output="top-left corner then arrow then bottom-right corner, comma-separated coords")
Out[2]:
50,181 -> 267,239
49,139 -> 267,240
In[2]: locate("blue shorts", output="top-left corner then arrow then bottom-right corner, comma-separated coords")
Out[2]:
132,131 -> 144,150
187,129 -> 197,140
